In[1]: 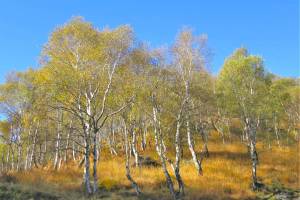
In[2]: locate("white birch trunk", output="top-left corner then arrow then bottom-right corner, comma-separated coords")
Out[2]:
131,129 -> 139,167
246,118 -> 259,190
152,106 -> 177,199
186,115 -> 202,175
54,109 -> 62,170
123,121 -> 141,195
92,129 -> 98,193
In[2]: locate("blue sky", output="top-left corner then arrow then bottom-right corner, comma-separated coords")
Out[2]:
0,0 -> 299,84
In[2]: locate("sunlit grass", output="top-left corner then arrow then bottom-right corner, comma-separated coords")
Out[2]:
8,140 -> 299,199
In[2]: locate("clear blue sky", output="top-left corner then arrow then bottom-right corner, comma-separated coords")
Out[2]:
0,0 -> 299,84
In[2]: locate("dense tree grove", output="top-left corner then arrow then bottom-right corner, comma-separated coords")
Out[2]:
0,18 -> 299,199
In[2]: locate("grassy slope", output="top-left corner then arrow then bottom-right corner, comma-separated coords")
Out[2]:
0,136 -> 299,200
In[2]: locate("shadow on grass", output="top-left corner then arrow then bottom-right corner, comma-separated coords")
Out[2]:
207,151 -> 249,161
0,179 -> 251,200
0,183 -> 60,200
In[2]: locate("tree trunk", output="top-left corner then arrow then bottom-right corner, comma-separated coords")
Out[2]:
1,153 -> 4,172
141,123 -> 147,151
83,124 -> 92,195
131,129 -> 139,167
174,116 -> 184,195
29,126 -> 38,169
41,129 -> 48,165
24,145 -> 30,170
152,106 -> 177,200
273,115 -> 281,148
246,118 -> 259,190
72,140 -> 76,161
92,130 -> 98,193
186,115 -> 202,175
54,109 -> 62,170
10,146 -> 15,170
212,119 -> 225,144
109,122 -> 118,156
64,120 -> 73,163
16,143 -> 22,171
199,122 -> 209,158
123,121 -> 141,196
6,148 -> 10,171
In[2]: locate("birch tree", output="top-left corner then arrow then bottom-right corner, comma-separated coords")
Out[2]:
40,18 -> 134,195
216,48 -> 269,190
172,29 -> 209,175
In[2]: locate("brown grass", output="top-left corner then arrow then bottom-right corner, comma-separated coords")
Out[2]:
8,140 -> 300,199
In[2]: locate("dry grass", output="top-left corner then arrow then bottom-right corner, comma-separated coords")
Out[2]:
7,139 -> 300,199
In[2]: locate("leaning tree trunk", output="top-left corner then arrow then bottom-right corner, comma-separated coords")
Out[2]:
199,122 -> 209,158
185,79 -> 202,175
152,106 -> 177,200
173,115 -> 185,195
211,118 -> 225,144
186,115 -> 202,175
123,121 -> 141,196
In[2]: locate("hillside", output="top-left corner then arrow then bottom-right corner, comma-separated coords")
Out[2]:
0,139 -> 299,200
